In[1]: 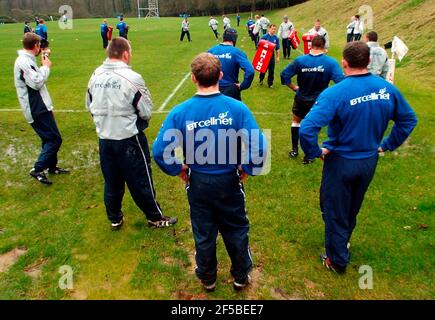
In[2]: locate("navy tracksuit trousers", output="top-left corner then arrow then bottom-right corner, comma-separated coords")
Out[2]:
186,171 -> 252,284
220,85 -> 242,101
30,111 -> 62,173
99,131 -> 163,224
320,153 -> 378,268
101,32 -> 108,49
260,55 -> 275,87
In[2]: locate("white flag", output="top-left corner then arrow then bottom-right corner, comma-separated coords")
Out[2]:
392,36 -> 408,61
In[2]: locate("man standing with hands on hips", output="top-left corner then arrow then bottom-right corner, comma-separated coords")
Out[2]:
86,37 -> 178,230
153,53 -> 267,292
299,41 -> 417,274
280,36 -> 344,164
208,28 -> 254,101
14,33 -> 69,185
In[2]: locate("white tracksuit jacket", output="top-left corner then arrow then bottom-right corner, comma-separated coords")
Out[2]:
308,27 -> 330,49
86,60 -> 153,140
367,41 -> 389,79
14,50 -> 53,124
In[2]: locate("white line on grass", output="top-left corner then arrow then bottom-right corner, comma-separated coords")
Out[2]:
158,72 -> 192,112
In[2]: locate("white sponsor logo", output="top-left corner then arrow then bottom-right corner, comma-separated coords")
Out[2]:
350,88 -> 390,106
301,65 -> 325,73
214,53 -> 232,60
186,111 -> 233,131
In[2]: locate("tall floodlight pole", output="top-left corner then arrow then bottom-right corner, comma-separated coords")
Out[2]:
138,0 -> 160,19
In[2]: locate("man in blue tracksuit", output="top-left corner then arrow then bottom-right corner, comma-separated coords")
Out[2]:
259,24 -> 280,88
208,28 -> 254,101
116,17 -> 128,39
281,35 -> 344,164
35,19 -> 48,40
153,53 -> 267,292
299,42 -> 417,274
100,19 -> 109,49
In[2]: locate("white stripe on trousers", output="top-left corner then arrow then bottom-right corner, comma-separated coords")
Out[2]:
135,134 -> 163,217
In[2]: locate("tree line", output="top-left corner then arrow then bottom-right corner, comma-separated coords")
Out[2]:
0,0 -> 306,22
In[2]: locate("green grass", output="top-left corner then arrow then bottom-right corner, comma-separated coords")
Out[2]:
0,5 -> 434,300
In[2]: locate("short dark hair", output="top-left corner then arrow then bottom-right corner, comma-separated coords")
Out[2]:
355,15 -> 360,19
366,31 -> 378,42
343,41 -> 370,69
22,32 -> 41,50
311,35 -> 326,49
107,37 -> 131,59
191,53 -> 221,87
269,24 -> 277,29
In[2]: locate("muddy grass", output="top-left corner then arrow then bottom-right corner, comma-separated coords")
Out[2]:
0,246 -> 28,273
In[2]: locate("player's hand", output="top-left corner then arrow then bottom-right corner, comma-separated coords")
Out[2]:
320,148 -> 330,161
179,164 -> 189,184
378,147 -> 385,156
41,55 -> 52,68
238,166 -> 249,183
235,83 -> 241,90
293,86 -> 299,93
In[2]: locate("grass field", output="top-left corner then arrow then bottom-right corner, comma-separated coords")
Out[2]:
0,0 -> 434,300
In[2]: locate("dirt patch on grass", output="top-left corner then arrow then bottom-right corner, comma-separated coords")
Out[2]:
70,290 -> 88,300
174,290 -> 208,300
187,251 -> 196,275
0,246 -> 28,273
304,278 -> 325,299
24,258 -> 48,279
271,288 -> 304,300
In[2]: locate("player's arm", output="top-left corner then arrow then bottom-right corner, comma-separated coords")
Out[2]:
132,76 -> 153,121
380,56 -> 389,79
280,60 -> 298,90
238,52 -> 255,90
152,112 -> 184,176
240,106 -> 268,177
380,89 -> 417,152
22,60 -> 50,90
278,24 -> 283,38
85,75 -> 94,112
331,61 -> 345,83
324,32 -> 330,49
299,92 -> 339,159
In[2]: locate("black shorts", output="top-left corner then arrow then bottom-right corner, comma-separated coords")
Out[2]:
292,96 -> 316,119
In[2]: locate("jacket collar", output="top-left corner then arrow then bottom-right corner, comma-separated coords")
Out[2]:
17,50 -> 36,62
102,59 -> 131,70
367,41 -> 380,48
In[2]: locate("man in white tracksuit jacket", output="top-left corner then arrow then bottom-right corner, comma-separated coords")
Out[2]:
14,33 -> 69,185
86,37 -> 177,230
278,15 -> 294,59
309,19 -> 330,50
209,16 -> 219,40
365,31 -> 389,79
